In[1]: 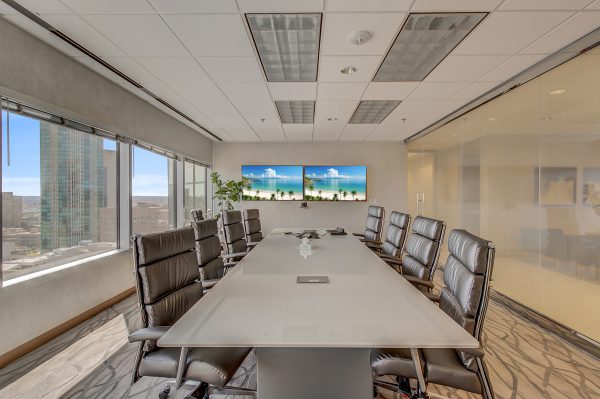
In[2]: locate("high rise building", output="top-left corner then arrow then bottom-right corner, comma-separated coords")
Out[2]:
40,123 -> 105,251
2,192 -> 23,228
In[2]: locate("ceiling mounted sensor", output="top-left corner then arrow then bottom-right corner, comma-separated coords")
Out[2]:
276,101 -> 315,123
349,100 -> 401,124
340,66 -> 358,75
246,13 -> 322,82
374,13 -> 486,82
349,30 -> 372,46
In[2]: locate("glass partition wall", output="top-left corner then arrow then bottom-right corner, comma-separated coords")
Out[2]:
407,47 -> 600,343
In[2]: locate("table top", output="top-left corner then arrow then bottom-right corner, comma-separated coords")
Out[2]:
158,228 -> 479,349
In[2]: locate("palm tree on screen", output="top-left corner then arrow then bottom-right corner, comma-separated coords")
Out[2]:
288,190 -> 294,199
318,190 -> 322,200
338,188 -> 343,198
276,188 -> 281,200
333,193 -> 339,201
270,193 -> 276,201
279,191 -> 285,200
256,190 -> 260,200
342,191 -> 348,200
351,190 -> 357,200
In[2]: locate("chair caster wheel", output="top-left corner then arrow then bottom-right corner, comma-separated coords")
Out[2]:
158,385 -> 171,399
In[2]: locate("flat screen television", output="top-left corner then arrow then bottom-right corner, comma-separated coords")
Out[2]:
242,165 -> 304,201
303,165 -> 367,201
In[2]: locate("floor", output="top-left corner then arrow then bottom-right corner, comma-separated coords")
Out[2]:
1,272 -> 599,399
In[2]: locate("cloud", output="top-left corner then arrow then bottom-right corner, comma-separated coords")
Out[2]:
326,168 -> 339,178
264,168 -> 277,178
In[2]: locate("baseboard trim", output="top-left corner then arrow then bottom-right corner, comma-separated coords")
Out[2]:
0,287 -> 135,369
491,290 -> 600,360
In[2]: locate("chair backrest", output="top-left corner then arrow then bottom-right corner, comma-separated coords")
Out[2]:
364,205 -> 385,241
192,219 -> 225,282
219,210 -> 248,254
242,209 -> 263,243
131,227 -> 203,330
381,211 -> 411,257
439,229 -> 495,371
190,208 -> 204,222
402,216 -> 445,280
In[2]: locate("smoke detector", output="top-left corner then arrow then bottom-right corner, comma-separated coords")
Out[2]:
348,30 -> 372,46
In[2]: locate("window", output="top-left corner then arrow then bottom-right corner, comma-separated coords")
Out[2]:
131,146 -> 177,234
184,161 -> 207,223
2,110 -> 118,281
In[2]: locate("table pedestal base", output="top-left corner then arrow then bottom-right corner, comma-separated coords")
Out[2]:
256,348 -> 372,399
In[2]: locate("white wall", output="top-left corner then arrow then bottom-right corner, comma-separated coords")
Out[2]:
213,142 -> 407,234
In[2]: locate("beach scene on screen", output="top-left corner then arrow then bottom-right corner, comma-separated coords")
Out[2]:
304,166 -> 366,201
242,165 -> 303,201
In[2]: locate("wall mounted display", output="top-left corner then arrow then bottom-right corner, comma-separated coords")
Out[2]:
304,166 -> 367,201
535,167 -> 576,206
582,167 -> 600,207
242,165 -> 303,201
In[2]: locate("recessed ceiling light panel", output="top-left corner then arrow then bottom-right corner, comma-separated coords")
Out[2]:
276,101 -> 315,123
246,13 -> 322,82
374,13 -> 486,82
349,100 -> 401,124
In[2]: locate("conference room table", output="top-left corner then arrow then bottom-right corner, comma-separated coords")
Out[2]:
158,228 -> 479,399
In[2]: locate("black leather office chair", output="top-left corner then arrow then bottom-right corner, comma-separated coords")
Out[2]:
372,229 -> 496,399
129,227 -> 252,398
353,205 -> 385,242
192,219 -> 226,291
384,216 -> 445,294
190,208 -> 204,222
242,209 -> 263,244
219,211 -> 255,269
364,211 -> 411,260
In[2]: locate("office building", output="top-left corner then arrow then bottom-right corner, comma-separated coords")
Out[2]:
0,1 -> 598,398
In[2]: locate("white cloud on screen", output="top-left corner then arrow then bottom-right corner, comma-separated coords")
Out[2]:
264,168 -> 277,177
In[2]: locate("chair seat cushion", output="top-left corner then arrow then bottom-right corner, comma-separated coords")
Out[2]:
423,348 -> 481,394
371,348 -> 422,379
186,347 -> 252,387
139,348 -> 180,378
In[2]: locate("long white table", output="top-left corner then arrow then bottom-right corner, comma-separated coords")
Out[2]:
158,228 -> 479,398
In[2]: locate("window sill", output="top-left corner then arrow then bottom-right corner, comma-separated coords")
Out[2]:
2,249 -> 128,288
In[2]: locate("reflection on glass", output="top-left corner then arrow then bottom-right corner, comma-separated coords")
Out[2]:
2,111 -> 118,280
184,161 -> 207,223
407,48 -> 600,342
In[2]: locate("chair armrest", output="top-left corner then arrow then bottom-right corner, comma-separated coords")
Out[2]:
458,346 -> 485,358
224,260 -> 239,268
128,326 -> 170,343
381,257 -> 402,266
423,291 -> 440,303
247,242 -> 259,247
360,239 -> 381,244
222,251 -> 248,260
378,253 -> 401,261
404,275 -> 435,289
352,233 -> 364,237
365,243 -> 382,251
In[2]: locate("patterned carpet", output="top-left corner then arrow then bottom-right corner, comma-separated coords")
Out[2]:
1,272 -> 599,399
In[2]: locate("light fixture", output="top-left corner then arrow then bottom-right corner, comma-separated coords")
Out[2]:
374,13 -> 486,82
487,117 -> 496,121
327,117 -> 338,121
349,100 -> 401,124
549,89 -> 567,95
348,30 -> 372,46
340,66 -> 358,75
275,101 -> 315,123
246,13 -> 322,82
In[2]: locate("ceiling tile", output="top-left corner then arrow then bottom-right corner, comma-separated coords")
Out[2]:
319,56 -> 381,82
247,119 -> 286,141
313,124 -> 346,141
39,15 -> 126,57
426,55 -> 510,82
393,100 -> 444,114
452,81 -> 501,101
219,83 -> 272,100
82,15 -> 189,56
321,13 -> 405,56
314,101 -> 359,123
198,57 -> 264,83
499,0 -> 593,10
16,0 -> 72,14
587,0 -> 600,9
406,82 -> 470,101
268,83 -> 317,100
316,83 -> 367,101
454,11 -> 574,55
170,82 -> 226,101
60,0 -> 154,13
136,57 -> 210,84
233,100 -> 278,117
211,114 -> 259,141
338,124 -> 378,141
102,57 -> 159,84
522,12 -> 600,54
148,0 -> 239,13
236,0 -> 324,12
283,124 -> 314,141
326,0 -> 411,12
362,82 -> 419,100
480,54 -> 546,82
3,15 -> 83,56
163,14 -> 252,57
411,0 -> 503,11
190,100 -> 238,115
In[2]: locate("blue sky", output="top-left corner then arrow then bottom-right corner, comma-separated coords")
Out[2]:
2,111 -> 167,197
242,165 -> 303,179
304,165 -> 366,179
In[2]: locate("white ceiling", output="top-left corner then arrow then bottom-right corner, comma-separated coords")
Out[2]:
1,0 -> 600,142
